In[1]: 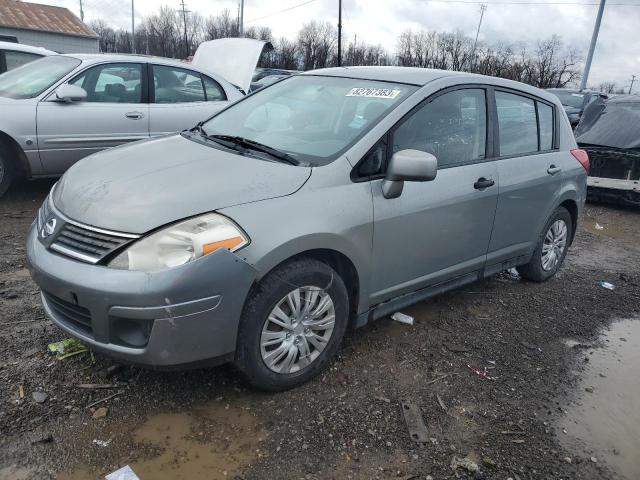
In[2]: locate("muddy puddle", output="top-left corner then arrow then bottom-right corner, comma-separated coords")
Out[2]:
561,317 -> 640,479
58,400 -> 267,480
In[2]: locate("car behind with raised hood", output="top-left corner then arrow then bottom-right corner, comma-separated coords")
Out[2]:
0,38 -> 268,197
27,67 -> 588,391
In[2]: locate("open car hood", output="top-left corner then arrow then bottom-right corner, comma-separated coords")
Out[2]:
192,38 -> 272,94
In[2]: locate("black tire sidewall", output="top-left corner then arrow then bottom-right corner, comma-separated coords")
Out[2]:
0,148 -> 15,198
520,207 -> 573,281
235,259 -> 349,391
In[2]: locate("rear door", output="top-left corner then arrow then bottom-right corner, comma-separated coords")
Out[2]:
368,87 -> 499,304
36,62 -> 149,174
148,64 -> 228,136
486,89 -> 563,272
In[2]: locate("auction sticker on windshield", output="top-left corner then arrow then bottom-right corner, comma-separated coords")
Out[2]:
346,87 -> 401,99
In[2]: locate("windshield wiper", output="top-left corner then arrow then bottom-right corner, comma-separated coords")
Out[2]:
208,134 -> 300,165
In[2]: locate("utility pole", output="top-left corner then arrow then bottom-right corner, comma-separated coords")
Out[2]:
79,0 -> 84,21
580,0 -> 606,91
471,3 -> 487,71
131,0 -> 135,54
337,0 -> 342,66
239,0 -> 244,37
179,0 -> 190,58
630,75 -> 636,95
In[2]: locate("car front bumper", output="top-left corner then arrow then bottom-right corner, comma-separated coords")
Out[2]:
26,223 -> 257,367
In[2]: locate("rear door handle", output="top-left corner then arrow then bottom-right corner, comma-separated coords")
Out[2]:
474,177 -> 495,190
125,111 -> 144,120
547,165 -> 562,175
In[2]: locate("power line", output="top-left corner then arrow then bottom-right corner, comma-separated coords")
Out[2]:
422,0 -> 639,5
245,0 -> 319,24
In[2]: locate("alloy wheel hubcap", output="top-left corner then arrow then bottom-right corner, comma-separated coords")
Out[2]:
260,286 -> 335,374
541,219 -> 568,271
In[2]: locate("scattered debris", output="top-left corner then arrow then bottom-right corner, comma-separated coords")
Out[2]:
597,281 -> 615,290
76,384 -> 119,390
92,407 -> 108,419
102,364 -> 126,379
467,365 -> 497,381
511,438 -> 526,444
18,384 -> 24,399
450,456 -> 480,473
425,374 -> 449,385
32,391 -> 48,404
374,395 -> 391,403
590,456 -> 598,463
86,391 -> 121,409
30,433 -> 53,445
47,338 -> 88,360
436,394 -> 447,412
401,402 -> 429,443
595,222 -> 604,230
92,438 -> 113,448
105,465 -> 140,480
564,457 -> 572,464
585,386 -> 595,393
391,312 -> 414,325
443,342 -> 471,353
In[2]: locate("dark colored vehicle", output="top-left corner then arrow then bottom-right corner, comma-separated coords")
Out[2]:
547,88 -> 608,128
576,95 -> 640,206
250,68 -> 297,91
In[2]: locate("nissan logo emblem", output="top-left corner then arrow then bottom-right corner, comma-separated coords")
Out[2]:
41,218 -> 57,238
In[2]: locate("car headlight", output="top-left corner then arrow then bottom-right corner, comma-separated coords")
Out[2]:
108,213 -> 249,272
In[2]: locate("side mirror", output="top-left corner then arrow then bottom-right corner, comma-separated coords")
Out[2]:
54,84 -> 87,103
382,149 -> 438,199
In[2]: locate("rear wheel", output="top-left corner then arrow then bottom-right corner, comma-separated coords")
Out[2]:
234,258 -> 349,391
517,206 -> 573,282
0,144 -> 16,198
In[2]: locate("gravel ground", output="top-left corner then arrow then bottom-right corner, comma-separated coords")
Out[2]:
1,179 -> 639,480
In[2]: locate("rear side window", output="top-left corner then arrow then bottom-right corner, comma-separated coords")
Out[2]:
496,91 -> 537,156
202,76 -> 226,101
538,102 -> 554,151
392,88 -> 487,168
153,65 -> 206,103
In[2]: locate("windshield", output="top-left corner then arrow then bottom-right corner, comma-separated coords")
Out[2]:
0,56 -> 81,99
549,90 -> 586,109
202,75 -> 417,165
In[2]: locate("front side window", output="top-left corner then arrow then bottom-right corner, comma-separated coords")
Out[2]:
392,89 -> 487,168
153,65 -> 208,103
0,56 -> 81,99
201,76 -> 416,166
5,51 -> 41,71
496,91 -> 538,156
70,63 -> 142,103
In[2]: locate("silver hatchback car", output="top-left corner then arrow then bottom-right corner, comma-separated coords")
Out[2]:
27,67 -> 588,391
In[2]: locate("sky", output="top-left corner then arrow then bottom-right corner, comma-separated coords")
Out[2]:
42,0 -> 640,90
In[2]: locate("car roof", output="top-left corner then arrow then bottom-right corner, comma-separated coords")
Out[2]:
547,88 -> 600,94
61,53 -> 199,69
608,94 -> 640,104
0,41 -> 54,55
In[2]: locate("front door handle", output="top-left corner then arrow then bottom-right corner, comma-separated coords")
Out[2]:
474,177 -> 495,190
547,165 -> 562,175
125,111 -> 144,120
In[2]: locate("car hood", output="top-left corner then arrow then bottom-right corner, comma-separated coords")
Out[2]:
52,134 -> 312,234
192,38 -> 272,94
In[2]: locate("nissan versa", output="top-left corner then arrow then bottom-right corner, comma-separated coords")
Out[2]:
26,67 -> 589,391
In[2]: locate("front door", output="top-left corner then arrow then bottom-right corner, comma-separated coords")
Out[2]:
369,87 -> 499,304
36,62 -> 149,174
148,64 -> 228,137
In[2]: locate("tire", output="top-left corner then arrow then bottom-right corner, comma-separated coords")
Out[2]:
0,144 -> 16,198
517,206 -> 573,282
234,258 -> 349,391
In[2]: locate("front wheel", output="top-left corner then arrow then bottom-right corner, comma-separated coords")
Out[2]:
517,206 -> 573,282
234,258 -> 349,391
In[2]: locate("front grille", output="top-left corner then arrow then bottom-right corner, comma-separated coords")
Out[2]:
43,291 -> 93,336
51,223 -> 132,264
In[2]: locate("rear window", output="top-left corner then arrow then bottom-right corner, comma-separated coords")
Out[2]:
496,92 -> 538,156
496,91 -> 556,156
